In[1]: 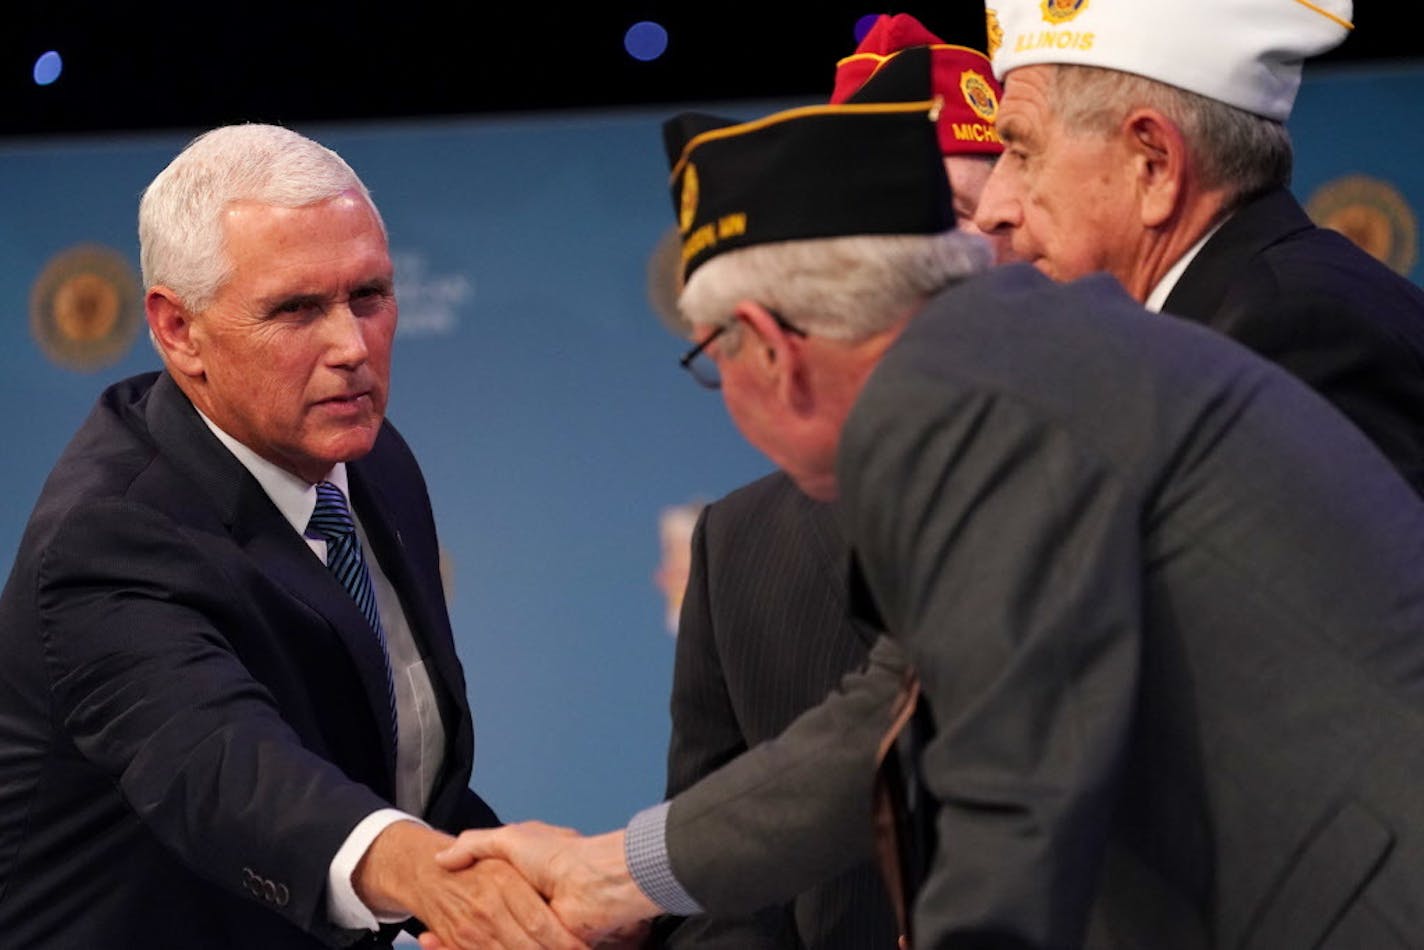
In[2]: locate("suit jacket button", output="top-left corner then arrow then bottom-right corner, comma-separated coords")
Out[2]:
275,883 -> 290,907
263,880 -> 277,903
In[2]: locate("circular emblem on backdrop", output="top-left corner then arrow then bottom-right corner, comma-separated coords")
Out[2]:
960,69 -> 999,122
30,244 -> 143,372
1040,0 -> 1090,24
646,225 -> 692,337
679,162 -> 700,234
985,9 -> 1005,59
1305,175 -> 1418,277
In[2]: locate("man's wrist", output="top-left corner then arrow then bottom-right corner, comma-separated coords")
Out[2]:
624,802 -> 703,916
349,817 -> 448,924
329,809 -> 426,930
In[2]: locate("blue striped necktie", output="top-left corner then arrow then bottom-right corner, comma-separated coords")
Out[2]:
304,481 -> 398,751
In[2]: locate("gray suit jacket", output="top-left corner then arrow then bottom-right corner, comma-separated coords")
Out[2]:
668,265 -> 1424,948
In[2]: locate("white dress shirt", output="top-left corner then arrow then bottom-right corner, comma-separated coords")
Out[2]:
1143,218 -> 1227,314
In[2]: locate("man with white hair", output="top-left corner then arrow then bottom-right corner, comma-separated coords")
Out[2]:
0,124 -> 582,950
436,60 -> 1424,950
975,0 -> 1424,492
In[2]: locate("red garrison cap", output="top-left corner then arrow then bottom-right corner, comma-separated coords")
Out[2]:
831,13 -> 1003,157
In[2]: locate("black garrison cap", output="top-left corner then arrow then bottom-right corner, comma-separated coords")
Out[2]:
661,47 -> 955,282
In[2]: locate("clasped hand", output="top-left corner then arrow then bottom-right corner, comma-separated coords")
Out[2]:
415,822 -> 658,949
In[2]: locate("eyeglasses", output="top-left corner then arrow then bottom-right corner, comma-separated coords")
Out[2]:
678,310 -> 807,390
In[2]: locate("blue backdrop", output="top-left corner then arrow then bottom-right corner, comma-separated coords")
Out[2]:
1,63 -> 1421,839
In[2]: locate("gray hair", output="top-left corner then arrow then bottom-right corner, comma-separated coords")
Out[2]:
678,230 -> 992,346
138,123 -> 385,312
1045,64 -> 1293,209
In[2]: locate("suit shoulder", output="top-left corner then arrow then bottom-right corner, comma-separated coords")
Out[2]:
1213,225 -> 1424,344
25,374 -> 173,532
703,471 -> 835,545
887,266 -> 1245,406
848,270 -> 1300,510
710,470 -> 800,516
695,473 -> 847,592
360,418 -> 431,488
369,417 -> 419,466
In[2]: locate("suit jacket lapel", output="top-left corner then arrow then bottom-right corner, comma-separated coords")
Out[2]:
241,524 -> 401,782
144,373 -> 400,784
347,466 -> 463,698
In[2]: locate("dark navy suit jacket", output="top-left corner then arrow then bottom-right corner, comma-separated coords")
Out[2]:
0,371 -> 496,949
1164,186 -> 1424,494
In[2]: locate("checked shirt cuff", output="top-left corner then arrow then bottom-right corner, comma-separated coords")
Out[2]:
625,801 -> 703,916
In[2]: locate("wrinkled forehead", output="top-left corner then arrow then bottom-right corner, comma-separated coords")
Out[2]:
994,68 -> 1067,147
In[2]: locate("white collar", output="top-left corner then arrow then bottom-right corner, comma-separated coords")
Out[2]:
196,409 -> 346,537
1144,217 -> 1228,313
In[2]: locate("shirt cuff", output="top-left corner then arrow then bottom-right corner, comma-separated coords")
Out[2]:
624,801 -> 703,916
327,808 -> 429,930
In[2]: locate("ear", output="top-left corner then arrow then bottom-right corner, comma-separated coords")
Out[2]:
146,286 -> 204,379
734,300 -> 813,414
1122,108 -> 1188,229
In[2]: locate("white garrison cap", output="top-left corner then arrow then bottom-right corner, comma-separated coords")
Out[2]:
987,0 -> 1353,120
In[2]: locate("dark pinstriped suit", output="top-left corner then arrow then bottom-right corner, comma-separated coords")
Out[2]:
657,473 -> 899,949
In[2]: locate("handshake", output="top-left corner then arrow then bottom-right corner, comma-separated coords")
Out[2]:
356,819 -> 661,949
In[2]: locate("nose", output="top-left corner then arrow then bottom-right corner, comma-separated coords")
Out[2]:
972,160 -> 1019,238
324,303 -> 370,368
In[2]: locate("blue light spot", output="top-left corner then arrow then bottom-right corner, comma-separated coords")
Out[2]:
625,21 -> 669,62
853,14 -> 882,43
33,51 -> 63,86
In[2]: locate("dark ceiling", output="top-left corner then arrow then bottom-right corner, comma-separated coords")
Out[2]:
4,3 -> 1417,140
